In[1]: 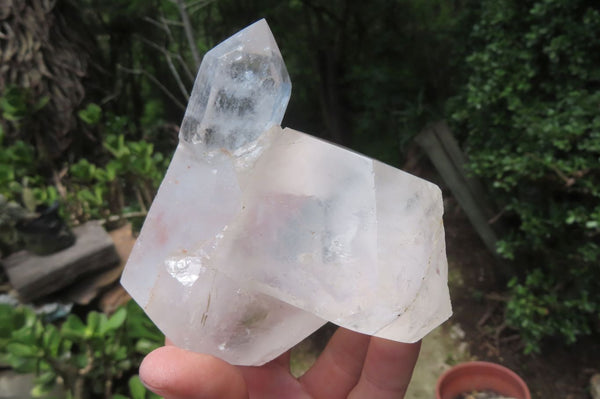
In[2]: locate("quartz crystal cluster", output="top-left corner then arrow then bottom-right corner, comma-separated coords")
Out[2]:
121,19 -> 451,366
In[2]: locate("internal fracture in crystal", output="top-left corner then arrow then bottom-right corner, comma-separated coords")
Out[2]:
121,19 -> 451,366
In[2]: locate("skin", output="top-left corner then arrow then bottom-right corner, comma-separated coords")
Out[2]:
139,328 -> 421,399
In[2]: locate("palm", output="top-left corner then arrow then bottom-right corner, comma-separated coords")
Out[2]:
140,328 -> 420,399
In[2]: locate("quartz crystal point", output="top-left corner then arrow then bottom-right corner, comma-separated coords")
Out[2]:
121,19 -> 451,366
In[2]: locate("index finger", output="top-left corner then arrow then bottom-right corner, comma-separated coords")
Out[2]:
347,338 -> 421,399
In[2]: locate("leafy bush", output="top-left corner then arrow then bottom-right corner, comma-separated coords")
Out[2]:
67,136 -> 168,222
449,0 -> 600,352
0,103 -> 169,235
61,107 -> 168,223
0,301 -> 163,398
0,129 -> 58,212
0,86 -> 49,132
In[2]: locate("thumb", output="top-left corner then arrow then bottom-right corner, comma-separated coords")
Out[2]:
140,345 -> 248,399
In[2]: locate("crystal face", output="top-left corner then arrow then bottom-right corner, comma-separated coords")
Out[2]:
121,19 -> 451,366
179,19 -> 290,159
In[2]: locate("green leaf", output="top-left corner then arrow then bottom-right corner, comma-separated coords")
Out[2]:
0,304 -> 17,339
113,345 -> 128,361
61,314 -> 86,341
585,220 -> 598,229
6,342 -> 36,357
31,320 -> 44,342
31,383 -> 54,398
2,110 -> 23,121
103,307 -> 127,334
70,159 -> 96,182
135,338 -> 160,355
124,301 -> 163,342
77,103 -> 102,125
117,359 -> 132,371
43,325 -> 61,357
34,371 -> 57,386
60,337 -> 73,354
129,375 -> 146,399
105,161 -> 119,181
22,307 -> 36,327
33,96 -> 50,112
96,312 -> 109,336
103,134 -> 130,159
4,353 -> 37,372
74,353 -> 89,369
86,311 -> 102,337
11,326 -> 36,346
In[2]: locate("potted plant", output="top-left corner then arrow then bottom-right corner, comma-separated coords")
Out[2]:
436,361 -> 531,399
16,201 -> 75,255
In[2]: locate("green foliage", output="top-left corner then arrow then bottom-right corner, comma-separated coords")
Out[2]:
0,130 -> 58,213
102,132 -> 167,188
506,271 -> 597,354
0,86 -> 48,126
0,109 -> 168,229
0,195 -> 30,255
113,375 -> 162,399
67,134 -> 168,222
343,0 -> 470,162
3,0 -> 468,226
0,301 -> 163,399
78,103 -> 102,126
449,0 -> 600,351
56,107 -> 168,223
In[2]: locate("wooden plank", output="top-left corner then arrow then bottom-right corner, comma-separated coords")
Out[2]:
2,221 -> 120,301
416,122 -> 500,257
429,122 -> 496,219
61,223 -> 136,305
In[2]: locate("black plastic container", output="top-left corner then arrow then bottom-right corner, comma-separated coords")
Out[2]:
16,202 -> 76,255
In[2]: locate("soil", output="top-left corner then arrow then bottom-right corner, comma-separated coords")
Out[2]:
444,199 -> 600,399
455,390 -> 517,399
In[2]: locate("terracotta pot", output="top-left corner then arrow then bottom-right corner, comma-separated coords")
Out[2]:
436,361 -> 531,399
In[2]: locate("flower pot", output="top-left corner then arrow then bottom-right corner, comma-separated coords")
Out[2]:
436,361 -> 531,399
16,201 -> 75,255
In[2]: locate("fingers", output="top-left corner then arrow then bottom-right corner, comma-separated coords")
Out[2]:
239,352 -> 311,399
139,345 -> 248,399
270,350 -> 291,369
299,327 -> 370,399
347,338 -> 420,399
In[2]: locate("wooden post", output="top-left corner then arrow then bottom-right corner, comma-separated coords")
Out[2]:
416,121 -> 502,259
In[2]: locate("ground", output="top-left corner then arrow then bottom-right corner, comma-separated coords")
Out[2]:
445,200 -> 600,399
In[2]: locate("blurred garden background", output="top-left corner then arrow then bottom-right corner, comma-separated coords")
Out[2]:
1,0 -> 599,398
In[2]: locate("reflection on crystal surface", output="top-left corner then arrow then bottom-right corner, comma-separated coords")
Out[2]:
121,19 -> 451,366
165,255 -> 206,287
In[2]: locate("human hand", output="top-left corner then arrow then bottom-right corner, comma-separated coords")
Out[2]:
139,327 -> 420,399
